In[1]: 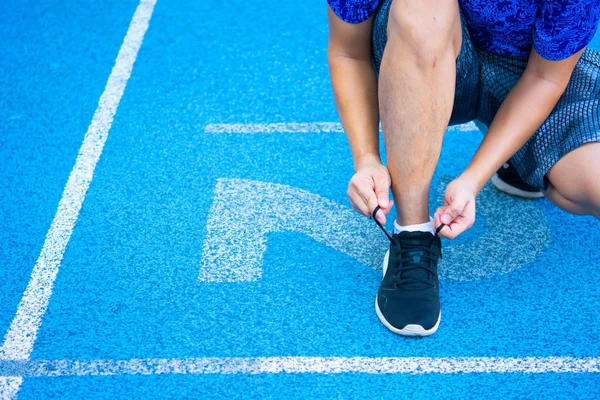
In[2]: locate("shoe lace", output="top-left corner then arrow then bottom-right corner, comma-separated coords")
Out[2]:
371,206 -> 443,288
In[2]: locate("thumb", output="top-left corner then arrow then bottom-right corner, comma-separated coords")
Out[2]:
373,181 -> 390,209
376,192 -> 389,209
440,199 -> 465,225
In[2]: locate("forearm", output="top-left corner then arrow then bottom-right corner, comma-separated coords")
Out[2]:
463,71 -> 568,193
328,55 -> 380,170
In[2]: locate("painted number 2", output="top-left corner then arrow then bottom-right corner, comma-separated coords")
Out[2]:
199,178 -> 549,283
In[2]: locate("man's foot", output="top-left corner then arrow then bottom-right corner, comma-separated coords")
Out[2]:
491,162 -> 544,199
375,230 -> 442,336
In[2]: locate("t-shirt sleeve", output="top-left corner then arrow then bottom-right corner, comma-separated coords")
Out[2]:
327,0 -> 380,24
533,0 -> 600,61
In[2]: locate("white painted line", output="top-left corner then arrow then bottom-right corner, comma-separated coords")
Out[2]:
1,356 -> 599,377
451,121 -> 478,131
0,378 -> 22,399
205,121 -> 479,134
206,122 -> 345,133
0,0 -> 157,362
0,0 -> 156,397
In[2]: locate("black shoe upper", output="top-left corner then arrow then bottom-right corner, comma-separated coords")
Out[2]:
377,231 -> 442,330
496,162 -> 541,193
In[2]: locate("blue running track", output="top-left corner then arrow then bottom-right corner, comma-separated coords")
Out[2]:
1,0 -> 600,398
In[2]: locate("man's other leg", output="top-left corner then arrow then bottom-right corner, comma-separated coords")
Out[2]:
544,142 -> 600,219
476,121 -> 544,199
379,0 -> 462,226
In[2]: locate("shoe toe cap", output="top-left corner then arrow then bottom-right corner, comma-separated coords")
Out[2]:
377,293 -> 440,331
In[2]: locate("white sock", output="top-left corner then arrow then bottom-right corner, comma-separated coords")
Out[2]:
394,218 -> 435,235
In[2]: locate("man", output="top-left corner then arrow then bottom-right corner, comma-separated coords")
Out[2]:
327,0 -> 600,336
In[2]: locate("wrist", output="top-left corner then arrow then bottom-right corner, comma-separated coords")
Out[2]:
354,153 -> 381,171
459,169 -> 484,195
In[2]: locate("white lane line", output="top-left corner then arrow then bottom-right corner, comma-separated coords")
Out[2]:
206,122 -> 345,133
0,378 -> 22,400
205,121 -> 479,134
0,356 -> 599,377
0,0 -> 157,362
0,0 -> 156,397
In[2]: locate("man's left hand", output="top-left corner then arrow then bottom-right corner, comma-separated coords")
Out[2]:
434,174 -> 478,239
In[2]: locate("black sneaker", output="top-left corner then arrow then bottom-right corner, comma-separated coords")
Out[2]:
371,209 -> 442,336
492,162 -> 544,199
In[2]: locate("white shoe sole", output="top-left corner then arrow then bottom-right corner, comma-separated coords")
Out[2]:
376,251 -> 441,337
491,174 -> 544,199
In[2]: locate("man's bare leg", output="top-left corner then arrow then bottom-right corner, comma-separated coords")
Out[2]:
379,0 -> 462,226
544,142 -> 600,219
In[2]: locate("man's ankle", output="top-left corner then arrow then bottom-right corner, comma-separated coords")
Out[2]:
394,218 -> 435,235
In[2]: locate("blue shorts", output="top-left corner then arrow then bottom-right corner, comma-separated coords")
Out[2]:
371,0 -> 600,190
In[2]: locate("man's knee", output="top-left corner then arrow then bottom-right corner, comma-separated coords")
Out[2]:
546,176 -> 600,216
546,143 -> 600,214
387,0 -> 461,59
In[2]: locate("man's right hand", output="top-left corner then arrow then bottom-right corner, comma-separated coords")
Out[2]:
347,156 -> 394,224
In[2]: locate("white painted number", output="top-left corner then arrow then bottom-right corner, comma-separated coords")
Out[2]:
199,179 -> 387,282
200,178 -> 549,283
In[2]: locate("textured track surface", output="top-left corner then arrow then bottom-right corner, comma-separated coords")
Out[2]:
1,0 -> 600,398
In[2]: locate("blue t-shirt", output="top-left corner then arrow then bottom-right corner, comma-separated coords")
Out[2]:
327,0 -> 600,61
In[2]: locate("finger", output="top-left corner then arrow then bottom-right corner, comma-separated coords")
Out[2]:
448,219 -> 470,238
376,209 -> 387,224
377,200 -> 394,216
437,222 -> 459,239
440,213 -> 474,239
352,199 -> 372,217
464,201 -> 476,229
373,180 -> 390,209
440,198 -> 467,225
372,202 -> 387,224
434,208 -> 456,238
349,198 -> 363,214
435,221 -> 455,239
348,187 -> 371,217
357,187 -> 381,218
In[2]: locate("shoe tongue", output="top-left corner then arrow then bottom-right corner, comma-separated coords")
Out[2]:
396,230 -> 435,241
394,231 -> 435,289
